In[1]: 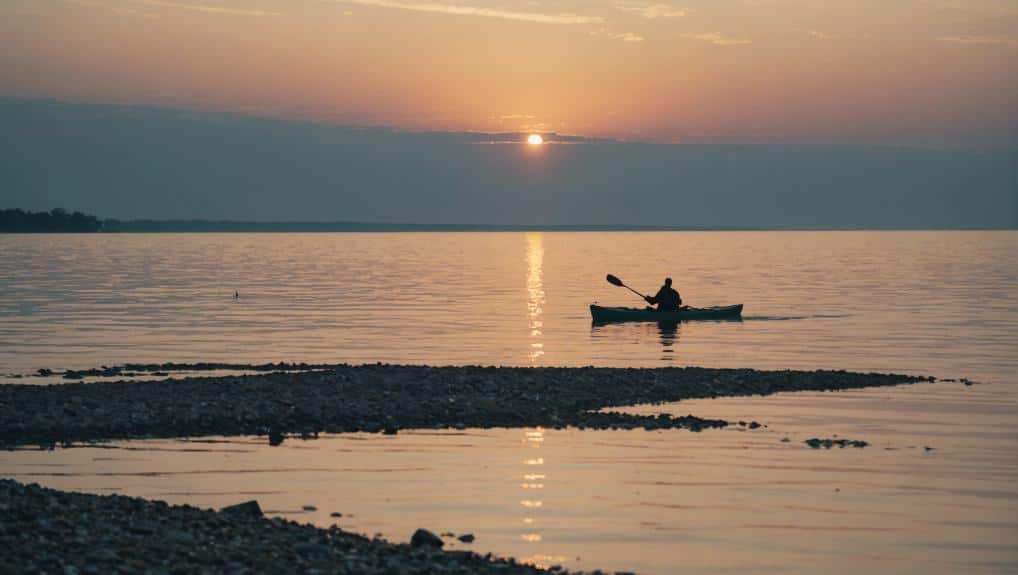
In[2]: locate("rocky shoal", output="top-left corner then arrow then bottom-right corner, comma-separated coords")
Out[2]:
0,479 -> 572,575
0,364 -> 931,448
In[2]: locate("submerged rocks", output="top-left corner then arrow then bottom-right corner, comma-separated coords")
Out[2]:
804,438 -> 869,449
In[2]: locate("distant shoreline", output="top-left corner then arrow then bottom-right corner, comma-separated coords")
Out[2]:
2,209 -> 1014,233
4,222 -> 1015,233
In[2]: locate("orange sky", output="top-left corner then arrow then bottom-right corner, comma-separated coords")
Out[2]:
2,0 -> 1016,146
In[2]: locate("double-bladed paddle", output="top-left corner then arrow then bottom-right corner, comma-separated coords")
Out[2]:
606,274 -> 648,301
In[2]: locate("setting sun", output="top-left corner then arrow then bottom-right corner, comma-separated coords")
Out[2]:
527,134 -> 544,146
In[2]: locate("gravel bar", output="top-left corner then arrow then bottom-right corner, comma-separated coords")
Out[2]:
0,364 -> 931,447
0,479 -> 571,575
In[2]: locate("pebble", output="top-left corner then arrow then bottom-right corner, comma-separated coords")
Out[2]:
221,500 -> 263,518
410,528 -> 444,549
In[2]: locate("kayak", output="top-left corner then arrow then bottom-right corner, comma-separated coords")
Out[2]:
590,303 -> 743,323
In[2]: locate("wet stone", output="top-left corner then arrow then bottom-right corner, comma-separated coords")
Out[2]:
221,500 -> 263,518
410,529 -> 444,549
804,438 -> 868,449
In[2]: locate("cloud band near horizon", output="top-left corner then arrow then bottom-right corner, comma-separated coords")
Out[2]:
334,0 -> 604,24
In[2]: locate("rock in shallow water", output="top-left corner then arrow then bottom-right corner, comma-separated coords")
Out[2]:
221,500 -> 263,517
804,438 -> 868,449
411,528 -> 444,548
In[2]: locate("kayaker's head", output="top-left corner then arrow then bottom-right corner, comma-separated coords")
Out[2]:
664,277 -> 672,287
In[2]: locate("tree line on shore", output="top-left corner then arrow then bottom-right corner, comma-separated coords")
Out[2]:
2,208 -> 762,233
0,208 -> 102,232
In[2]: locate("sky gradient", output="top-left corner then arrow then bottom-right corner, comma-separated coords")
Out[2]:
3,0 -> 1016,146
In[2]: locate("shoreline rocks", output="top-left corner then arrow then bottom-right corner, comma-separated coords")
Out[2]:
0,364 -> 930,448
804,438 -> 869,449
0,479 -> 559,574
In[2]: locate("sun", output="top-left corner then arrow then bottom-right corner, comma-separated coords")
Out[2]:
527,134 -> 544,146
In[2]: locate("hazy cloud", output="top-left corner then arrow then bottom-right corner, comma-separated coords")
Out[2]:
682,32 -> 751,46
62,0 -> 160,19
616,2 -> 686,19
921,0 -> 1018,17
591,28 -> 645,43
807,30 -> 834,40
334,0 -> 603,24
937,34 -> 1017,47
138,0 -> 281,16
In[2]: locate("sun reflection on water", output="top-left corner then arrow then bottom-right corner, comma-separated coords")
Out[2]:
526,233 -> 545,363
519,426 -> 546,563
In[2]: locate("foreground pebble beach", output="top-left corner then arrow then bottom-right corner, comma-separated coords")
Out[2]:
0,479 -> 566,575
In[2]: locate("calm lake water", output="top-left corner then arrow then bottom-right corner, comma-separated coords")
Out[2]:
1,231 -> 1016,574
0,231 -> 1015,380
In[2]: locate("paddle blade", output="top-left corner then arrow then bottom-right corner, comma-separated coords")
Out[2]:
606,274 -> 624,287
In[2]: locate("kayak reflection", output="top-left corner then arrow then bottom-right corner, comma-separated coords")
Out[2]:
657,321 -> 679,361
590,314 -> 743,362
588,320 -> 686,361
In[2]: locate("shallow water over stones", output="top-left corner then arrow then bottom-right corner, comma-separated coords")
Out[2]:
3,383 -> 1015,575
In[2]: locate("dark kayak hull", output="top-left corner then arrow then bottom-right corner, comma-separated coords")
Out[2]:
590,304 -> 743,323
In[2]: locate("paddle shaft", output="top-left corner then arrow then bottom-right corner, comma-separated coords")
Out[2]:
621,284 -> 648,300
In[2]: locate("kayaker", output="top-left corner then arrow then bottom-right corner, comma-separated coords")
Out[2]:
645,278 -> 682,311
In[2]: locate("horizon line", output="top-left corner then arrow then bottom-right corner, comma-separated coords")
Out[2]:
63,218 -> 1018,232
7,97 -> 1016,152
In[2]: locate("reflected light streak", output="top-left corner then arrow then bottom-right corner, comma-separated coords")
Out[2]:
526,233 -> 545,363
521,554 -> 570,570
518,426 -> 546,552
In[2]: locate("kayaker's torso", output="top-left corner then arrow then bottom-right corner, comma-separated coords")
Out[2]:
648,285 -> 681,311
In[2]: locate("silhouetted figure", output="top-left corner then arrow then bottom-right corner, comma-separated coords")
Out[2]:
234,291 -> 239,299
645,278 -> 682,311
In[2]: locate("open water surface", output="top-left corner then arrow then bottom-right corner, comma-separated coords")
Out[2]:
0,231 -> 1015,380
